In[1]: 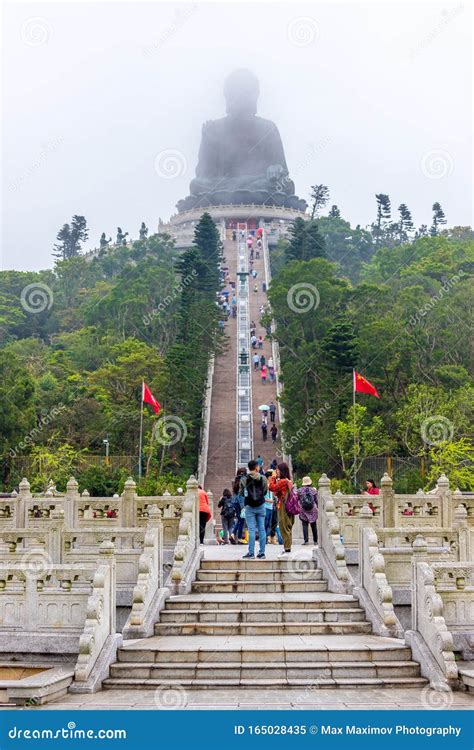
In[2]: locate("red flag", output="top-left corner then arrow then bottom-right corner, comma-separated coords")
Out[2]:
142,382 -> 161,414
354,371 -> 380,398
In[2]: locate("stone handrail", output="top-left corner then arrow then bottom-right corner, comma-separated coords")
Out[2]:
123,506 -> 169,639
169,475 -> 201,594
73,541 -> 120,692
354,526 -> 403,638
198,355 -> 215,486
405,561 -> 459,690
316,474 -> 351,593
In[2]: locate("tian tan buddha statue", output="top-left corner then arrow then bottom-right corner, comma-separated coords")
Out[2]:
177,69 -> 307,213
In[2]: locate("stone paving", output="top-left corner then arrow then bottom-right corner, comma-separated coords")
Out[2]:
15,687 -> 473,711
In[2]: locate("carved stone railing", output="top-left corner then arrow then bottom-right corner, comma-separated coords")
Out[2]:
405,561 -> 459,690
122,506 -> 169,639
169,475 -> 201,594
315,474 -> 351,593
72,541 -> 121,693
354,527 -> 403,638
430,562 -> 474,659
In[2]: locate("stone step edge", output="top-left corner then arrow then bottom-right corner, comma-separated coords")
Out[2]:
113,660 -> 420,669
160,607 -> 365,616
103,677 -> 428,688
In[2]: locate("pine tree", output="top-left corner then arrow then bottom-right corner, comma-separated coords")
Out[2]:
285,218 -> 326,262
328,205 -> 341,219
193,212 -> 222,292
322,316 -> 359,376
53,215 -> 88,260
309,184 -> 330,220
430,202 -> 447,236
397,204 -> 414,244
372,194 -> 392,247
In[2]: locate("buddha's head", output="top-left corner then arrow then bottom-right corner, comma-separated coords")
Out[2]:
224,69 -> 259,117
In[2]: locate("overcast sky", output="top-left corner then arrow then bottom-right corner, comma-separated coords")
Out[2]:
2,1 -> 472,271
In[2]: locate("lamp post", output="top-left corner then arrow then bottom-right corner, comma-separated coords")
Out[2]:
103,437 -> 110,467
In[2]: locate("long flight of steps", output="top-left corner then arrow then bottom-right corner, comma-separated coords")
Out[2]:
104,555 -> 427,690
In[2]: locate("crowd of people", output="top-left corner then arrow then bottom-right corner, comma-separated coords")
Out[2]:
198,475 -> 382,558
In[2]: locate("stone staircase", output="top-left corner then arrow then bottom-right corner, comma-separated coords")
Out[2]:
104,553 -> 428,690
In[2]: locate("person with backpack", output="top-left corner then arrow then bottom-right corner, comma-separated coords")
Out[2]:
240,460 -> 268,559
231,468 -> 247,544
268,462 -> 296,557
270,424 -> 278,443
297,476 -> 318,545
218,488 -> 236,544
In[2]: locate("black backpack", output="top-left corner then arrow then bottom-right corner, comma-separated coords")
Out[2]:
300,487 -> 317,512
244,475 -> 265,507
221,498 -> 235,519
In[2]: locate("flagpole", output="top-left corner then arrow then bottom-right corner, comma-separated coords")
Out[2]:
138,381 -> 144,480
353,369 -> 357,489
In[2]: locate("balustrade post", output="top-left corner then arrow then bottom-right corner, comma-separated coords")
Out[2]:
380,472 -> 396,527
436,474 -> 451,527
204,490 -> 216,544
121,477 -> 137,527
98,540 -> 116,633
48,508 -> 65,564
65,476 -> 79,527
17,477 -> 31,527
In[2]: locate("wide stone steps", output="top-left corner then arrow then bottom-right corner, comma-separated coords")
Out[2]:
103,552 -> 428,692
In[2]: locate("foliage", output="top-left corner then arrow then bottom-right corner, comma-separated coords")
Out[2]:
425,439 -> 474,491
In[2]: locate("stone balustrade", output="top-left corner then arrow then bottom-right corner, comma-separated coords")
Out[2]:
355,527 -> 403,638
406,561 -> 460,690
430,562 -> 474,659
315,474 -> 351,593
169,475 -> 201,595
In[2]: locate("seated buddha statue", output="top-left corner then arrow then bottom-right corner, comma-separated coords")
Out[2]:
176,69 -> 307,213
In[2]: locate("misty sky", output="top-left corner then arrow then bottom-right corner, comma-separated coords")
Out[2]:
2,1 -> 472,271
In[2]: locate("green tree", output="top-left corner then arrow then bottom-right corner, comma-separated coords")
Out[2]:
430,202 -> 447,236
309,184 -> 330,219
53,215 -> 89,261
334,404 -> 395,481
397,204 -> 414,244
372,193 -> 392,247
285,218 -> 326,263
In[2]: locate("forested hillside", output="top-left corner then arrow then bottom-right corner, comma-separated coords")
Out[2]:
268,212 -> 474,491
0,214 -> 222,493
